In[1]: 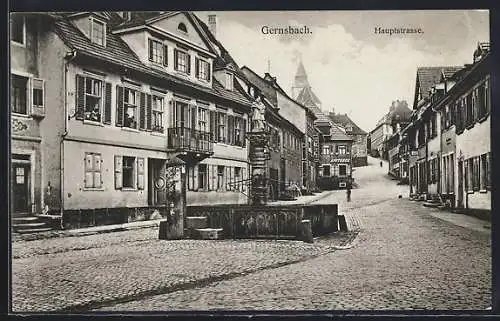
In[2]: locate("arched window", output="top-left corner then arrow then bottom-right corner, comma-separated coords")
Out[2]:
178,22 -> 187,33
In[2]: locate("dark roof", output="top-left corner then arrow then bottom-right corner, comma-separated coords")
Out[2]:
114,11 -> 173,30
415,66 -> 463,104
240,67 -> 278,107
329,123 -> 352,141
50,13 -> 251,107
296,86 -> 321,108
328,113 -> 367,135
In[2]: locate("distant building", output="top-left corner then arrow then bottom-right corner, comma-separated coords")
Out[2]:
370,100 -> 412,160
292,61 -> 352,189
328,112 -> 368,167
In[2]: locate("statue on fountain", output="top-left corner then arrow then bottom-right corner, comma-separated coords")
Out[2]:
251,96 -> 266,132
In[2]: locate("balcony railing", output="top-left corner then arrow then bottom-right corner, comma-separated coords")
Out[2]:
168,127 -> 213,154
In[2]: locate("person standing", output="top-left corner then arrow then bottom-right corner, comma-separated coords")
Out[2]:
380,161 -> 383,168
346,187 -> 351,202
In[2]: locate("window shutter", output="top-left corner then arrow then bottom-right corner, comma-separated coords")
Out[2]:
163,44 -> 168,66
139,92 -> 146,130
114,155 -> 123,189
148,39 -> 153,61
210,110 -> 217,142
93,154 -> 102,188
195,57 -> 199,78
169,100 -> 174,128
84,153 -> 94,188
487,152 -> 491,190
174,49 -> 178,70
207,62 -> 211,80
190,104 -> 197,130
137,157 -> 145,190
76,75 -> 85,120
193,165 -> 199,191
242,118 -> 247,147
187,54 -> 191,74
242,167 -> 247,192
116,86 -> 124,127
103,82 -> 112,124
146,94 -> 152,131
228,115 -> 234,145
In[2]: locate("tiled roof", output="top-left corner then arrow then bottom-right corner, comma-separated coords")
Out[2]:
240,67 -> 278,107
114,11 -> 172,30
329,123 -> 352,141
50,14 -> 251,107
416,66 -> 463,100
329,113 -> 367,135
296,86 -> 321,108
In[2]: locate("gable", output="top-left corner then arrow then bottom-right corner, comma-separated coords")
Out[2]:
149,12 -> 210,52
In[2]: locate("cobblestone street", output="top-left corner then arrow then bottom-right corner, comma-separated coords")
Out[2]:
11,158 -> 491,312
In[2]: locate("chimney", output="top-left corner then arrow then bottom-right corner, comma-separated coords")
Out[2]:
208,14 -> 217,38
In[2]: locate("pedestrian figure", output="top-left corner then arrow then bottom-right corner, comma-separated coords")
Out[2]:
380,161 -> 383,168
346,187 -> 351,202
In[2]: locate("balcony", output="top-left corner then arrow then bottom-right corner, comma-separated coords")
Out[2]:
167,127 -> 213,155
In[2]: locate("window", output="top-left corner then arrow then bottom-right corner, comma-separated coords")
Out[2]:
234,117 -> 242,146
225,72 -> 233,90
217,165 -> 225,190
10,15 -> 25,45
178,22 -> 187,33
174,49 -> 191,74
32,79 -> 44,108
339,164 -> 347,176
476,81 -> 488,119
198,107 -> 208,132
338,145 -> 347,155
308,137 -> 313,153
485,79 -> 491,115
11,74 -> 28,115
84,153 -> 102,189
85,77 -> 103,122
480,154 -> 487,191
196,58 -> 210,81
346,125 -> 353,132
122,156 -> 136,188
472,156 -> 480,192
465,93 -> 473,126
323,165 -> 331,177
198,164 -> 207,191
234,167 -> 241,191
90,18 -> 105,46
218,112 -> 226,142
124,88 -> 138,129
152,95 -> 164,132
322,146 -> 330,155
148,39 -> 167,65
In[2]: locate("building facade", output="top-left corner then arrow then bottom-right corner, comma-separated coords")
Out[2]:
10,11 -> 256,230
328,112 -> 368,167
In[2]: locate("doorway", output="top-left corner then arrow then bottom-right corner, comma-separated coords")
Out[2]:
148,158 -> 167,206
12,163 -> 30,213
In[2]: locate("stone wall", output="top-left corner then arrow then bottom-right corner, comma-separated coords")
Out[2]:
187,203 -> 338,239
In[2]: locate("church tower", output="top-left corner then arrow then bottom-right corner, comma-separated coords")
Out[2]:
292,60 -> 309,99
292,60 -> 322,110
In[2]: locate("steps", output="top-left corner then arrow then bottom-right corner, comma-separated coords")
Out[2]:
12,212 -> 59,234
184,216 -> 223,240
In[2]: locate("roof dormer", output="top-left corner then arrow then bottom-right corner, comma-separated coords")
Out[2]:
68,12 -> 108,47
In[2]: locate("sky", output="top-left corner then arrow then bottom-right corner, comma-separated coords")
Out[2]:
196,10 -> 489,132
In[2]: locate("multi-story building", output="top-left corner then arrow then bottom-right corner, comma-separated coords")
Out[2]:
317,121 -> 353,190
453,43 -> 491,219
10,11 -> 255,230
370,100 -> 412,159
242,66 -> 319,195
404,43 -> 490,220
328,112 -> 368,167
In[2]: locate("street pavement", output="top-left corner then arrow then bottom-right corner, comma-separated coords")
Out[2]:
11,157 -> 491,312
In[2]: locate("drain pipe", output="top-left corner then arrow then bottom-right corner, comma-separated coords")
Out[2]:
60,50 -> 77,229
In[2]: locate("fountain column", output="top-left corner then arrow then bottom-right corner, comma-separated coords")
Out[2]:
247,131 -> 269,205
